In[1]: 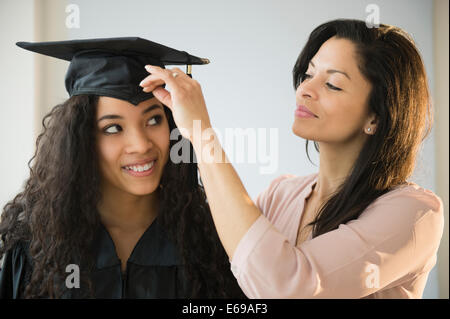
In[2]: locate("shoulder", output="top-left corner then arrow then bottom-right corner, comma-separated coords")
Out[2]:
271,172 -> 317,188
1,240 -> 30,262
352,183 -> 444,274
260,173 -> 317,197
255,173 -> 317,216
364,182 -> 443,224
0,240 -> 32,299
1,240 -> 32,273
357,182 -> 444,259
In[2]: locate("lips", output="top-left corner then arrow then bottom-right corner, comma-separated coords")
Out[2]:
121,158 -> 157,177
123,161 -> 155,172
121,158 -> 157,168
296,104 -> 317,117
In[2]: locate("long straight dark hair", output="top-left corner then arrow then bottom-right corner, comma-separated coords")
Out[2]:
292,19 -> 433,238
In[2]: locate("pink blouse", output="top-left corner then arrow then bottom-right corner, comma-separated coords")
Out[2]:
230,173 -> 444,298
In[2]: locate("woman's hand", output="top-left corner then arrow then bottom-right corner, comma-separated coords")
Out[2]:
140,65 -> 212,141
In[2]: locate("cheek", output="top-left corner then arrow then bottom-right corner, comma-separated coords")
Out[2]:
327,102 -> 358,124
151,126 -> 171,164
161,132 -> 171,164
97,137 -> 121,173
321,101 -> 367,138
293,99 -> 367,142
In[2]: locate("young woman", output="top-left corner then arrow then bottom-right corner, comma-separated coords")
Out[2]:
140,19 -> 445,298
0,38 -> 245,299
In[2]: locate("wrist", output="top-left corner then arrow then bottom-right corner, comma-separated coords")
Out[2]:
187,118 -> 212,143
189,122 -> 226,165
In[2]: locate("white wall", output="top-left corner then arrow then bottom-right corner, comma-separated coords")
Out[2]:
0,0 -> 446,298
0,0 -> 35,216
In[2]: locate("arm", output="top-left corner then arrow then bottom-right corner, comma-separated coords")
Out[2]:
195,142 -> 261,258
140,66 -> 261,259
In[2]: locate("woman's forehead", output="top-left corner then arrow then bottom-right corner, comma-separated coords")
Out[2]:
96,96 -> 163,114
311,37 -> 359,73
311,37 -> 371,89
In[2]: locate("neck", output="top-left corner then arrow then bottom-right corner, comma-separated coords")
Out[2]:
97,185 -> 159,233
314,136 -> 366,202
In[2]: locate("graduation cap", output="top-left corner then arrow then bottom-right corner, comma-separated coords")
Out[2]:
16,37 -> 210,105
16,37 -> 207,188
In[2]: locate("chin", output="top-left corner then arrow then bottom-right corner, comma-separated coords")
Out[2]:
126,184 -> 160,196
292,123 -> 316,140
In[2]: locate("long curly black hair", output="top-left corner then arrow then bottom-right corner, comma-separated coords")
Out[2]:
0,94 -> 246,299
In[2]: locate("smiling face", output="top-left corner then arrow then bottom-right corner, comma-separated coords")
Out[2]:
293,36 -> 376,145
96,96 -> 170,197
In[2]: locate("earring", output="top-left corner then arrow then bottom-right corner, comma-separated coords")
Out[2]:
366,127 -> 372,133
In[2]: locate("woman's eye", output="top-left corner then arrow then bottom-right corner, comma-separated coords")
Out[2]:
302,73 -> 342,91
147,115 -> 162,126
326,83 -> 342,91
103,124 -> 122,134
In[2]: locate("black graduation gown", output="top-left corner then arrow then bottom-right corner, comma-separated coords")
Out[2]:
0,219 -> 189,298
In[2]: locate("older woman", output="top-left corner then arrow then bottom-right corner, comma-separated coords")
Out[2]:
141,19 -> 444,298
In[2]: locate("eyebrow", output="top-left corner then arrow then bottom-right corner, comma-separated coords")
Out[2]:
97,104 -> 163,123
309,60 -> 351,80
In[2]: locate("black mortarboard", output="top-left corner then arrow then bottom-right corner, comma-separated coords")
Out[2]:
16,37 -> 210,105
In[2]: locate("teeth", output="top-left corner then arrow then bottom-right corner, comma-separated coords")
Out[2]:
125,161 -> 154,172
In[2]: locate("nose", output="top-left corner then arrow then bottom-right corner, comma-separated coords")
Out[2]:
296,76 -> 318,101
124,127 -> 154,154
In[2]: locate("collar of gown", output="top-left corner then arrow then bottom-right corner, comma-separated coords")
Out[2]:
93,218 -> 182,270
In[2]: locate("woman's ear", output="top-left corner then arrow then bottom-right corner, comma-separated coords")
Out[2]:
364,113 -> 378,135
